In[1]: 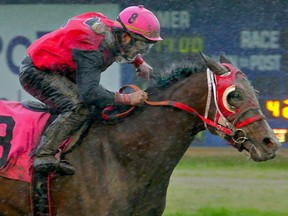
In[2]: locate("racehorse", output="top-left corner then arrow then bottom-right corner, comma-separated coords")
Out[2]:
0,53 -> 280,215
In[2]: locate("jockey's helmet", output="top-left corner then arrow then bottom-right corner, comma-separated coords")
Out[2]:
113,5 -> 162,42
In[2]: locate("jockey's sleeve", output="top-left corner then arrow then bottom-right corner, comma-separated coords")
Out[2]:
132,54 -> 144,68
72,49 -> 115,108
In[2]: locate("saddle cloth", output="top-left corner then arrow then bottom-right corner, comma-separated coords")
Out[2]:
0,100 -> 51,182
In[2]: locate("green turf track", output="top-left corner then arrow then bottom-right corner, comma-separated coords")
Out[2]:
163,147 -> 288,216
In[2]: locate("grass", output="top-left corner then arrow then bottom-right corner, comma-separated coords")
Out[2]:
162,147 -> 288,216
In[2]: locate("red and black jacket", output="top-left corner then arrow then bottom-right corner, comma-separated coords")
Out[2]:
27,12 -> 143,107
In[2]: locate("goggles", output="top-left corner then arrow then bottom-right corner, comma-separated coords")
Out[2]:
133,40 -> 154,56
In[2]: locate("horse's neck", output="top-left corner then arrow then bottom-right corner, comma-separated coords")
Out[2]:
156,72 -> 209,112
88,73 -> 206,163
63,72 -> 209,212
77,72 -> 208,166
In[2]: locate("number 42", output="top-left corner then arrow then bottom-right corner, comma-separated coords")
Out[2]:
266,99 -> 288,119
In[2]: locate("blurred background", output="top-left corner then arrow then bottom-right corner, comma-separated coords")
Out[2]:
0,1 -> 287,215
0,0 -> 287,146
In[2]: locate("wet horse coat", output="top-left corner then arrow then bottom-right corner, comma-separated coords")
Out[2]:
0,54 -> 280,215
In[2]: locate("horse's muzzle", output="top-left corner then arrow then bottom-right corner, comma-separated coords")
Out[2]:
243,138 -> 280,162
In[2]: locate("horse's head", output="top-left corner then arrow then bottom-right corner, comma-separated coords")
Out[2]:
201,53 -> 280,161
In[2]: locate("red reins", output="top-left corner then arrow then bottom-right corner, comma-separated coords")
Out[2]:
102,84 -> 236,136
101,66 -> 266,150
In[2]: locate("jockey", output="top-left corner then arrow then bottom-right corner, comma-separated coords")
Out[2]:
19,5 -> 162,175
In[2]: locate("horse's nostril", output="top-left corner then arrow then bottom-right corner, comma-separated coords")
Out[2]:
263,137 -> 274,148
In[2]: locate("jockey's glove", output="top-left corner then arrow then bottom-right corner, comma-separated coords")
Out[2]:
115,90 -> 148,106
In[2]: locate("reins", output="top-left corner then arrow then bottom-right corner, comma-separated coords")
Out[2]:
102,84 -> 234,136
102,67 -> 265,149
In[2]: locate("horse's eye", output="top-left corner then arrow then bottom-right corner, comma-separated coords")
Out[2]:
227,91 -> 243,108
227,91 -> 241,100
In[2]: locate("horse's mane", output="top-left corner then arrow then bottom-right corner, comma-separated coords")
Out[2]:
154,54 -> 207,89
98,54 -> 207,119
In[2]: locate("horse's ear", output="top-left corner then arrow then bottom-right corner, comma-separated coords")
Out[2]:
220,55 -> 232,64
199,51 -> 228,75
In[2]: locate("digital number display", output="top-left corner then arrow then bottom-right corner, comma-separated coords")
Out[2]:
273,129 -> 288,143
265,99 -> 288,119
265,99 -> 288,143
154,36 -> 204,54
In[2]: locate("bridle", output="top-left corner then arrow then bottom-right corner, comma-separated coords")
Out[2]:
204,66 -> 265,150
102,64 -> 265,151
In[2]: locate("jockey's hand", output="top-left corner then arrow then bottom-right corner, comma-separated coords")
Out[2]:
115,90 -> 148,106
130,90 -> 148,106
136,61 -> 155,81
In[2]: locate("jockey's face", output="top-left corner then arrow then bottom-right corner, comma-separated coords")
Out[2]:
121,32 -> 154,60
132,40 -> 154,57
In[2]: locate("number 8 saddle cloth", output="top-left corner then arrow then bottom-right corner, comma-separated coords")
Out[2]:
0,99 -> 52,182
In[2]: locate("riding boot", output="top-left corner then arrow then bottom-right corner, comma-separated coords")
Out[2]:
33,134 -> 76,175
33,104 -> 91,175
